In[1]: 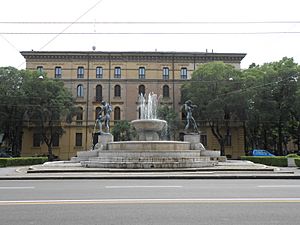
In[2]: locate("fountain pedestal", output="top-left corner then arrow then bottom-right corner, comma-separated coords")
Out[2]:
184,133 -> 200,150
131,119 -> 167,141
98,133 -> 113,149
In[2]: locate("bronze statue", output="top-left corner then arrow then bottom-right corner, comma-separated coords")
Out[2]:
96,101 -> 112,133
183,100 -> 199,133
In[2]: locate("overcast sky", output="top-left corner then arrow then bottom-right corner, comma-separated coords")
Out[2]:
0,0 -> 300,69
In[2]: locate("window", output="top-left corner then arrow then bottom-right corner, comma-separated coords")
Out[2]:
52,133 -> 59,147
114,67 -> 121,78
163,85 -> 169,98
95,106 -> 101,120
76,107 -> 83,121
33,133 -> 41,147
138,85 -> 145,96
75,133 -> 83,147
163,67 -> 169,80
95,85 -> 102,102
76,107 -> 83,125
225,134 -> 232,146
77,84 -> 84,97
55,66 -> 62,78
138,67 -> 145,79
114,107 -> 121,121
138,107 -> 142,119
37,66 -> 44,74
200,134 -> 208,147
96,67 -> 103,78
114,85 -> 121,97
180,67 -> 187,79
77,67 -> 84,78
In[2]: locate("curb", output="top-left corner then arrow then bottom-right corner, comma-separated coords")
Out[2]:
0,169 -> 299,180
1,174 -> 300,180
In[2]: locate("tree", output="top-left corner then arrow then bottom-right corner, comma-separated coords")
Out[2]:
243,57 -> 299,155
0,67 -> 28,156
157,105 -> 178,140
181,62 -> 246,156
112,120 -> 136,141
23,73 -> 75,161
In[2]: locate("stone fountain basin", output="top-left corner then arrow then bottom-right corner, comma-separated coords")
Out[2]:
131,119 -> 167,132
108,141 -> 191,151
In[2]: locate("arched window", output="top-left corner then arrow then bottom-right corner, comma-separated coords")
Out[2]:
114,107 -> 121,121
138,85 -> 145,96
114,85 -> 121,97
95,85 -> 102,102
77,84 -> 84,97
95,106 -> 101,120
163,85 -> 169,98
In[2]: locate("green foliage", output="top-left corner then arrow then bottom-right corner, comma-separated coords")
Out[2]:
241,156 -> 288,167
181,62 -> 245,155
286,154 -> 300,158
21,72 -> 75,161
243,58 -> 300,155
111,120 -> 136,141
0,157 -> 48,167
0,67 -> 28,156
295,158 -> 300,167
157,105 -> 178,140
0,67 -> 75,160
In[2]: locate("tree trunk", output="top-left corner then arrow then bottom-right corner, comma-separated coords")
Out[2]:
47,145 -> 54,161
220,141 -> 225,157
277,122 -> 283,156
210,121 -> 225,156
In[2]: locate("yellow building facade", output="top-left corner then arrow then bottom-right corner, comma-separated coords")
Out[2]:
21,51 -> 246,159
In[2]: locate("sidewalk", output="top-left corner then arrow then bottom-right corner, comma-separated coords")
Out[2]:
0,160 -> 299,180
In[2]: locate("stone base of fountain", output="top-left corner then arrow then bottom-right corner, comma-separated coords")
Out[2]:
72,140 -> 217,169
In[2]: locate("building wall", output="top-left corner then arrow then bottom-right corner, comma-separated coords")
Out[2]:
21,51 -> 246,159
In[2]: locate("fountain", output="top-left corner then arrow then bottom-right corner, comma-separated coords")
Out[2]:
73,93 -> 217,169
131,93 -> 167,141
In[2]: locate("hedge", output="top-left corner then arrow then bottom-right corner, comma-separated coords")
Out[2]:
0,157 -> 48,167
295,158 -> 300,167
241,156 -> 288,167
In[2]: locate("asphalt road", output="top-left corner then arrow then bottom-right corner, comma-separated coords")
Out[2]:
1,179 -> 300,225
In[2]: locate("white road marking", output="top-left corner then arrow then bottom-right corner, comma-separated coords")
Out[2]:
0,187 -> 35,190
105,185 -> 182,188
258,185 -> 300,188
1,198 -> 300,205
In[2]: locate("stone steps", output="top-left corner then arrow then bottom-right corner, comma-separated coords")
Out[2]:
86,156 -> 209,163
98,150 -> 201,157
81,160 -> 215,169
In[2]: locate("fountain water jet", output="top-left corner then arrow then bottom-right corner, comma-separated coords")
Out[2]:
131,93 -> 167,141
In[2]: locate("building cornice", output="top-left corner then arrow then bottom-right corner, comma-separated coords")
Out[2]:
20,51 -> 246,63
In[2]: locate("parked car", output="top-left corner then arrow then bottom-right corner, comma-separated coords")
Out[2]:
251,149 -> 275,156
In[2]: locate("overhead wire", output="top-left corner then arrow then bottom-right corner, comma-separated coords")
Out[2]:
1,20 -> 300,24
15,0 -> 104,68
2,31 -> 300,35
